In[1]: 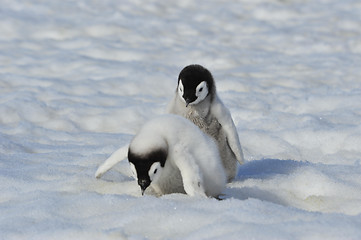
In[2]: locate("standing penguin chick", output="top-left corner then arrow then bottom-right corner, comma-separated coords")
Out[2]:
167,64 -> 244,182
128,114 -> 226,198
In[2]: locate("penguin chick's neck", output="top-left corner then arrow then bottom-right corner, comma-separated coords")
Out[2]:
179,93 -> 212,120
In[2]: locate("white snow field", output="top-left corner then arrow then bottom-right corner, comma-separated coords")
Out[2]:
1,0 -> 361,239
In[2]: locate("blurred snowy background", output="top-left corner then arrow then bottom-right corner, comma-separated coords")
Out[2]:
1,0 -> 361,239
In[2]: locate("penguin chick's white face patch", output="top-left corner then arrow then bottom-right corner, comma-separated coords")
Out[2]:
148,162 -> 163,182
178,80 -> 185,101
129,162 -> 137,179
193,81 -> 208,105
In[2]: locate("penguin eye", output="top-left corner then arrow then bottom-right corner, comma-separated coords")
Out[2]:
178,80 -> 184,94
148,162 -> 162,181
195,81 -> 208,98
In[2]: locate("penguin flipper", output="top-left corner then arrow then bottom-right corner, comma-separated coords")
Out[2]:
95,144 -> 129,178
211,96 -> 244,165
173,146 -> 207,197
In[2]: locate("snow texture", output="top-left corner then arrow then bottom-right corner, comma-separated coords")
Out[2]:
1,0 -> 361,239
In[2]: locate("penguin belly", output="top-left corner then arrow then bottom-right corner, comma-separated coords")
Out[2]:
215,130 -> 237,182
186,112 -> 237,182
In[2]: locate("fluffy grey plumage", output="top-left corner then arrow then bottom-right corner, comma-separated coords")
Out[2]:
167,64 -> 244,182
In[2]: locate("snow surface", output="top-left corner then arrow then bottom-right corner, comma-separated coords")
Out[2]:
1,0 -> 361,239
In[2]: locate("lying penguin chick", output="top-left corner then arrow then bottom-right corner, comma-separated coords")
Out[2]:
127,114 -> 226,198
167,64 -> 244,182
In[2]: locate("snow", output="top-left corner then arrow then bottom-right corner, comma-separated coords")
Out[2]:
0,0 -> 361,239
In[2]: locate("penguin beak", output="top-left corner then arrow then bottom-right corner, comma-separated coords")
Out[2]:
183,94 -> 196,107
138,179 -> 150,195
185,98 -> 192,107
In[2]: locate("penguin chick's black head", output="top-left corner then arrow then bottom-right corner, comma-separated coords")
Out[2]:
128,148 -> 167,194
177,64 -> 215,106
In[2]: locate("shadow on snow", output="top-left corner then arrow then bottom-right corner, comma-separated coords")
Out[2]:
223,159 -> 309,206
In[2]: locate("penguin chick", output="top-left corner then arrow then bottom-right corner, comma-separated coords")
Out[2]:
128,114 -> 226,198
167,64 -> 244,182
